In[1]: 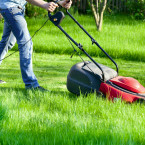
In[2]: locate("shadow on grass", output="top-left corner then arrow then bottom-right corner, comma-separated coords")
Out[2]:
0,103 -> 6,121
51,90 -> 79,100
0,86 -> 78,103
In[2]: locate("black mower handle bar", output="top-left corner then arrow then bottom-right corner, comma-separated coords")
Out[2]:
48,3 -> 119,81
66,10 -> 119,75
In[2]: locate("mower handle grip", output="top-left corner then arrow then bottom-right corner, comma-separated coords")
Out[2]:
48,0 -> 58,18
48,0 -> 71,18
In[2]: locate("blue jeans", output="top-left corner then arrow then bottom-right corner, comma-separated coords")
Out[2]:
0,6 -> 39,89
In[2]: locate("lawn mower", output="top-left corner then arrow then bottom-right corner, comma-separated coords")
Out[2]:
48,9 -> 145,103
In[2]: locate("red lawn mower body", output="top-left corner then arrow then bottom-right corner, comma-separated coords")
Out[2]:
100,76 -> 145,103
67,62 -> 145,103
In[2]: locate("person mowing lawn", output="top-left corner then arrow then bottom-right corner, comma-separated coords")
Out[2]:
0,0 -> 72,91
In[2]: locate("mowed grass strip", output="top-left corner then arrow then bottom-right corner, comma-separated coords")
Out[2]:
0,14 -> 144,61
20,14 -> 145,62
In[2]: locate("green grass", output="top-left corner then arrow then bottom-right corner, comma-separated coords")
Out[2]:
0,53 -> 145,144
23,14 -> 145,62
0,14 -> 144,61
0,14 -> 145,144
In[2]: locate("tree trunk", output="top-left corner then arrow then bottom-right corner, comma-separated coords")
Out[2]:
98,0 -> 107,31
90,0 -> 107,31
0,14 -> 2,20
90,0 -> 99,27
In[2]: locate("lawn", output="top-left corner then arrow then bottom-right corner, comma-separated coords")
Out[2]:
0,13 -> 145,144
26,13 -> 145,61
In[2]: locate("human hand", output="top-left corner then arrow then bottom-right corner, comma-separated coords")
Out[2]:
59,0 -> 72,9
43,2 -> 59,12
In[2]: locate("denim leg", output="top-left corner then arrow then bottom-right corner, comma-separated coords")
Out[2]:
0,21 -> 16,64
0,7 -> 39,88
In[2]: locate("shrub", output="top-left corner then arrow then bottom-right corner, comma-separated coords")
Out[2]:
126,0 -> 145,20
25,3 -> 48,17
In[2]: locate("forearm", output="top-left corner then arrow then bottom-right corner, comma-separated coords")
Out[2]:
26,0 -> 48,9
26,0 -> 72,11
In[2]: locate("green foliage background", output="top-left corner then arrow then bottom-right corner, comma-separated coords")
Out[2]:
25,0 -> 145,20
126,0 -> 145,20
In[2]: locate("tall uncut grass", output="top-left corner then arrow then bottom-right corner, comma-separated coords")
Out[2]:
0,13 -> 145,144
0,53 -> 145,144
